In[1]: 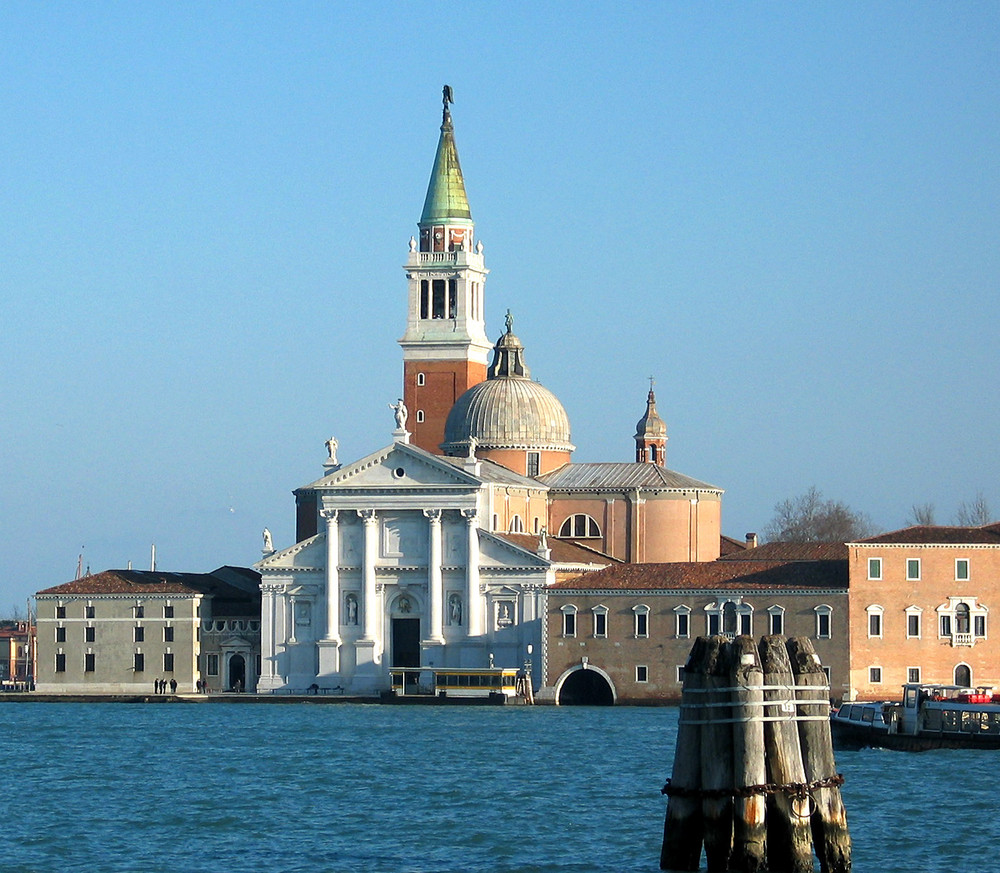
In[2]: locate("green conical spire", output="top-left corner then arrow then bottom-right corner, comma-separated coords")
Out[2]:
420,86 -> 472,224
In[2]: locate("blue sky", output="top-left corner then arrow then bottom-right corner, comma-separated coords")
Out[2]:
2,4 -> 998,613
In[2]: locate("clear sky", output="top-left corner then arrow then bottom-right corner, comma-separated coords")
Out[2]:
2,3 -> 998,614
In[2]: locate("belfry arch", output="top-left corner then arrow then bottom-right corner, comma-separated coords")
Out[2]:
555,663 -> 617,706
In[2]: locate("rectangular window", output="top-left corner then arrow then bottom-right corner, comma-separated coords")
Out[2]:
940,615 -> 952,637
769,612 -> 783,636
164,653 -> 174,672
707,613 -> 720,636
906,559 -> 921,581
134,626 -> 144,643
869,666 -> 882,684
85,626 -> 95,643
55,653 -> 66,673
739,613 -> 752,636
594,612 -> 607,638
975,615 -> 986,637
447,279 -> 457,318
869,613 -> 882,637
563,612 -> 576,638
55,627 -> 66,643
956,559 -> 970,581
134,605 -> 144,619
527,452 -> 540,478
206,654 -> 220,676
56,606 -> 66,619
164,605 -> 174,618
85,605 -> 95,619
868,558 -> 882,580
635,612 -> 648,638
676,665 -> 685,683
822,666 -> 832,684
432,279 -> 446,318
164,626 -> 174,643
636,665 -> 648,683
907,614 -> 920,638
84,653 -> 95,673
676,612 -> 690,638
908,667 -> 921,683
134,653 -> 144,672
420,280 -> 429,319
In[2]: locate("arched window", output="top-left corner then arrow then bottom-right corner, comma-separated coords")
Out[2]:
814,605 -> 833,639
955,602 -> 971,634
723,602 -> 738,635
632,604 -> 650,638
866,605 -> 884,638
561,605 -> 577,638
508,515 -> 524,533
558,514 -> 601,538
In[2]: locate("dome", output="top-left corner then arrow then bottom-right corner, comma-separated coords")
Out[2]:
442,376 -> 574,453
441,312 -> 574,454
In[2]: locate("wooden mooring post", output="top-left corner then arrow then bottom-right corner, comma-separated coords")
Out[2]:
661,635 -> 851,873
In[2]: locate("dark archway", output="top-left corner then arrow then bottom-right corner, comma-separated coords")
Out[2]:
558,668 -> 614,705
229,654 -> 246,692
955,663 -> 972,687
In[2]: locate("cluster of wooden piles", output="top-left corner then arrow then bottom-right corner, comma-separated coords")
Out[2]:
660,635 -> 851,873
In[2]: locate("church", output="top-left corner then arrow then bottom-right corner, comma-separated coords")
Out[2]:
256,88 -> 724,697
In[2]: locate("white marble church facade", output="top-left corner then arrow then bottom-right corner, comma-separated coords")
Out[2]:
256,438 -> 599,694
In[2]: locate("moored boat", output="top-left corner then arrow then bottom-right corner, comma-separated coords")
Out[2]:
831,683 -> 1000,751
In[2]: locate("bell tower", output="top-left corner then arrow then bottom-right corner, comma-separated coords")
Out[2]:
635,379 -> 668,466
399,86 -> 492,454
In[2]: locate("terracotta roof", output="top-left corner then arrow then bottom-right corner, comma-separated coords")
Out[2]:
37,568 -> 261,601
720,535 -> 750,556
718,541 -> 848,561
854,525 -> 1000,546
496,533 -> 617,566
551,559 -> 847,592
539,462 -> 720,492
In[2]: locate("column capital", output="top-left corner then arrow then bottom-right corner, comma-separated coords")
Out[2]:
358,509 -> 378,524
320,509 -> 340,523
423,508 -> 443,522
462,508 -> 479,524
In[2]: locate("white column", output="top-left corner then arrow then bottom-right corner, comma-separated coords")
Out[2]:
424,509 -> 445,643
321,510 -> 341,642
464,509 -> 483,638
359,509 -> 379,641
259,584 -> 278,688
288,595 -> 297,644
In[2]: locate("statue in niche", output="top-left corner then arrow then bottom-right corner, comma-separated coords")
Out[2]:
448,593 -> 462,626
389,398 -> 408,430
344,594 -> 358,626
398,595 -> 412,614
262,528 -> 273,552
325,436 -> 339,464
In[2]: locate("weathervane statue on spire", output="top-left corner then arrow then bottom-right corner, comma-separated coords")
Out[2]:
442,85 -> 454,124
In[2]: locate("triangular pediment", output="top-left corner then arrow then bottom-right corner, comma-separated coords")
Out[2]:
479,530 -> 550,569
301,441 -> 483,491
255,534 -> 326,572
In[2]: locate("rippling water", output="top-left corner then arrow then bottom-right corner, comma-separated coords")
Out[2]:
1,702 -> 995,872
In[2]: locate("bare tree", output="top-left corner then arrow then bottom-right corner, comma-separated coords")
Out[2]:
764,486 -> 878,543
907,503 -> 937,526
955,492 -> 995,527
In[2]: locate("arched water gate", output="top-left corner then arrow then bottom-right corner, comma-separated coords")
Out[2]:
555,663 -> 616,706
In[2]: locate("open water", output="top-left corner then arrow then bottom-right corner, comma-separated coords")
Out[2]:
0,702 -> 994,873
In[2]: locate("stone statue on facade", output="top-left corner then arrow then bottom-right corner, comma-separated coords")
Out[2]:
262,528 -> 273,553
449,593 -> 462,626
345,593 -> 358,626
389,398 -> 408,430
325,436 -> 339,465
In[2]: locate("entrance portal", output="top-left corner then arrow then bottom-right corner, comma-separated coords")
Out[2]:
229,654 -> 246,692
558,668 -> 614,705
392,618 -> 421,668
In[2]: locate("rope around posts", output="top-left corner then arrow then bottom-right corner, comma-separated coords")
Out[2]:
661,774 -> 845,819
